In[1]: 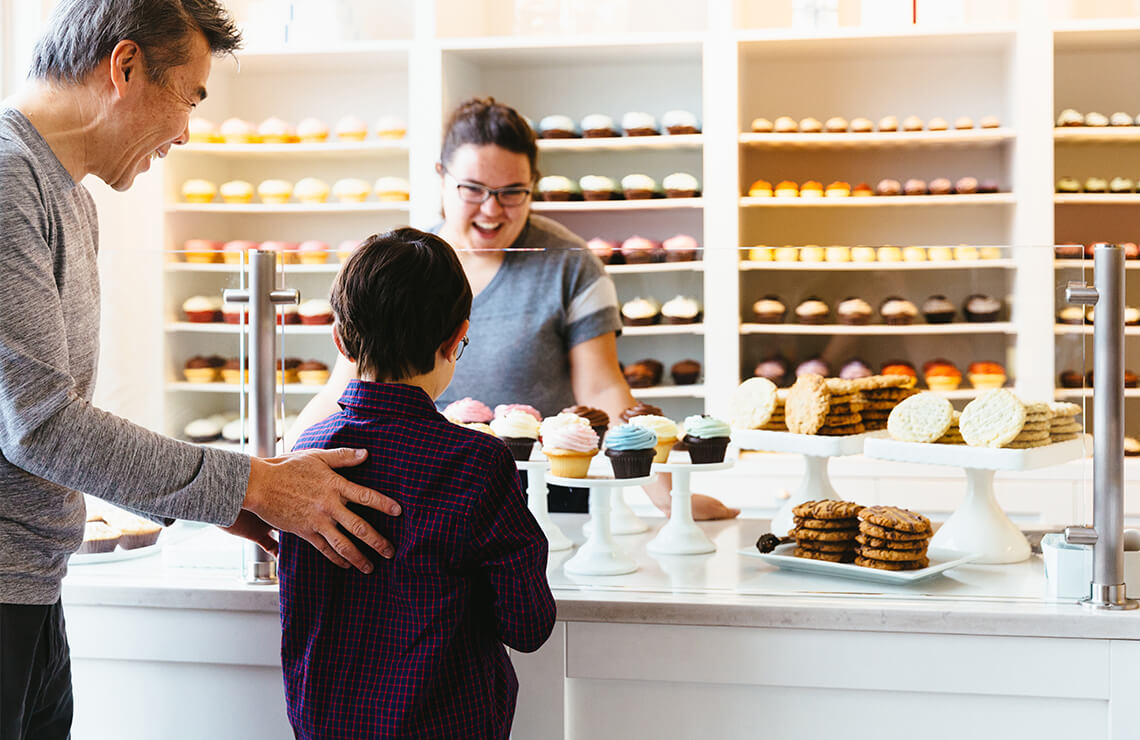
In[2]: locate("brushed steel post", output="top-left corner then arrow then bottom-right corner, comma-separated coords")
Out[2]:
224,250 -> 299,584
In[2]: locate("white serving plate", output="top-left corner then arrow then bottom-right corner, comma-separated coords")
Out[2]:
732,429 -> 882,456
739,542 -> 976,585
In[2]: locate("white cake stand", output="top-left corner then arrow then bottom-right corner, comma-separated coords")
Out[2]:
548,474 -> 654,575
583,487 -> 650,536
516,459 -> 572,552
863,436 -> 1089,564
733,429 -> 877,537
646,456 -> 735,555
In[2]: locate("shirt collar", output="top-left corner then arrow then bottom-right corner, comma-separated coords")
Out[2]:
338,380 -> 441,420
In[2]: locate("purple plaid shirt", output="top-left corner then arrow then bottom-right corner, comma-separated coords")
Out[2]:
278,380 -> 555,739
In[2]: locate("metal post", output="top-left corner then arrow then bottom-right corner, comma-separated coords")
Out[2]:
224,250 -> 299,584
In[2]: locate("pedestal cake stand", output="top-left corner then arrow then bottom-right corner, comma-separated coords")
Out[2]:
547,474 -> 655,575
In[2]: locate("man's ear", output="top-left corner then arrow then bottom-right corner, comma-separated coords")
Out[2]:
108,40 -> 141,97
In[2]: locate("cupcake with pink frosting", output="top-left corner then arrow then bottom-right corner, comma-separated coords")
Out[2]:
442,397 -> 493,424
541,422 -> 599,478
663,233 -> 699,262
587,237 -> 619,264
493,403 -> 542,421
620,236 -> 660,264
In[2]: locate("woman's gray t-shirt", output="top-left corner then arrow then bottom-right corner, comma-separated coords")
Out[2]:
435,215 -> 621,417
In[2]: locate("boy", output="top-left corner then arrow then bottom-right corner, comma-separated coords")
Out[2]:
278,227 -> 556,739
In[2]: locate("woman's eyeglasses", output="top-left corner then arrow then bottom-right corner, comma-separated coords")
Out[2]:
442,168 -> 531,207
455,335 -> 469,361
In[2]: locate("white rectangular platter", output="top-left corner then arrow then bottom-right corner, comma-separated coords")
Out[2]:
732,429 -> 883,457
740,543 -> 976,585
863,435 -> 1089,471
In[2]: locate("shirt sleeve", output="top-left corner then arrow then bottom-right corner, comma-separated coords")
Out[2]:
0,153 -> 247,526
467,445 -> 556,653
563,248 -> 622,349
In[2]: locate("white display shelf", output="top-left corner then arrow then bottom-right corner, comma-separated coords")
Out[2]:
1054,194 -> 1140,205
630,385 -> 705,399
739,194 -> 1016,208
538,134 -> 703,152
165,322 -> 332,335
1054,127 -> 1140,143
1054,325 -> 1140,335
739,322 -> 1015,336
165,202 -> 409,214
739,258 -> 1014,271
739,129 -> 1014,149
438,33 -> 704,61
532,198 -> 704,212
166,382 -> 320,395
228,41 -> 411,72
171,141 -> 409,158
606,262 -> 705,275
164,262 -> 342,274
622,323 -> 704,336
735,26 -> 1017,52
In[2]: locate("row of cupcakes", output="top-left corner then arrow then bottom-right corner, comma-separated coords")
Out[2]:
621,359 -> 702,388
535,110 -> 700,138
745,244 -> 1003,262
181,296 -> 332,324
184,412 -> 299,444
1059,369 -> 1140,388
749,115 -> 1000,134
1055,243 -> 1140,259
753,356 -> 1007,391
441,398 -> 729,478
621,296 -> 702,326
537,173 -> 700,200
180,177 -> 409,204
189,115 -> 406,144
1056,176 -> 1140,194
182,356 -> 330,385
749,294 -> 1002,325
746,177 -> 999,197
1056,110 -> 1140,128
178,238 -> 362,264
588,234 -> 700,264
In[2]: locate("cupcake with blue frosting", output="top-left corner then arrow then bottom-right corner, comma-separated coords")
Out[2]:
682,415 -> 732,463
604,423 -> 658,478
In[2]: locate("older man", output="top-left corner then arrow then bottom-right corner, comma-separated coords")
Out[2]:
0,2 -> 400,737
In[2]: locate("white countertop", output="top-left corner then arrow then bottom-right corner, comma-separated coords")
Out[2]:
61,517 -> 1140,640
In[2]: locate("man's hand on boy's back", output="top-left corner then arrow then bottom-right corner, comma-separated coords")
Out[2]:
244,448 -> 402,572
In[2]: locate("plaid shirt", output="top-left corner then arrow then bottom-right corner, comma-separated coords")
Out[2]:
278,381 -> 555,739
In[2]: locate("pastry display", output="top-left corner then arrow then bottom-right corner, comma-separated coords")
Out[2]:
681,415 -> 731,463
183,355 -> 224,383
332,178 -> 370,203
620,235 -> 659,264
671,359 -> 702,385
880,296 -> 918,325
298,299 -> 333,325
538,114 -> 578,138
663,172 -> 700,197
257,179 -> 293,204
963,294 -> 1002,322
794,297 -> 830,325
579,175 -> 620,200
622,111 -> 659,136
293,177 -> 330,204
663,233 -> 699,262
663,110 -> 700,135
373,176 -> 410,201
621,173 -> 659,200
752,295 -> 787,323
621,296 -> 661,326
836,296 -> 872,325
181,179 -> 217,203
334,115 -> 368,141
661,295 -> 702,324
183,296 -> 222,323
581,113 -> 618,138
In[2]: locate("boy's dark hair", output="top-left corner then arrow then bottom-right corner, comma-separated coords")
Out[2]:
331,228 -> 472,382
29,0 -> 242,85
441,97 -> 538,181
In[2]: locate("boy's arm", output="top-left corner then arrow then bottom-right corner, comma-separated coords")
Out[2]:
469,446 -> 556,653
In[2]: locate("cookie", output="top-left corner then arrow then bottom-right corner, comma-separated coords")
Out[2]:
786,373 -> 831,434
823,412 -> 863,427
1052,432 -> 1080,442
858,505 -> 932,534
1048,401 -> 1081,418
794,516 -> 860,530
1003,438 -> 1052,449
858,522 -> 931,541
857,545 -> 929,562
887,392 -> 954,443
793,500 -> 865,519
959,388 -> 1027,448
1051,421 -> 1082,434
1019,421 -> 1050,433
862,386 -> 918,399
792,526 -> 860,541
844,375 -> 916,392
795,547 -> 856,563
855,555 -> 929,570
856,533 -> 928,550
818,423 -> 866,436
730,377 -> 779,430
796,539 -> 857,553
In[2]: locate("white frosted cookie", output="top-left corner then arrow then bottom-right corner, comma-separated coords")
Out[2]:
887,392 -> 954,443
960,389 -> 1027,448
731,377 -> 779,429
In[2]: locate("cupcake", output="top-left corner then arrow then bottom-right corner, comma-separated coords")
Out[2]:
443,397 -> 493,424
774,116 -> 798,133
836,296 -> 872,326
1056,176 -> 1081,194
880,360 -> 916,380
902,115 -> 924,132
222,300 -> 246,324
1055,243 -> 1083,259
681,415 -> 732,463
904,178 -> 928,196
494,403 -> 542,421
604,424 -> 658,478
824,116 -> 848,133
922,294 -> 957,324
587,237 -> 618,264
78,521 -> 120,554
620,236 -> 659,264
188,117 -> 220,144
1059,370 -> 1084,388
794,297 -> 830,325
1085,177 -> 1107,193
297,240 -> 330,264
927,246 -> 953,261
373,177 -> 410,201
661,295 -> 702,324
671,359 -> 702,385
220,117 -> 258,144
221,417 -> 248,442
337,239 -> 361,262
297,117 -> 329,142
875,178 -> 901,196
297,360 -> 330,385
257,179 -> 293,204
375,116 -> 406,139
839,359 -> 872,380
334,115 -> 368,141
850,117 -> 873,133
561,404 -> 610,442
963,294 -> 1002,322
754,356 -> 790,386
463,422 -> 497,436
579,175 -> 620,201
581,113 -> 618,138
621,296 -> 661,326
1111,112 -> 1134,127
980,115 -> 1001,129
183,416 -> 223,443
928,117 -> 949,131
748,179 -> 773,197
1111,177 -> 1135,193
878,246 -> 903,262
277,357 -> 302,385
663,110 -> 700,135
260,240 -> 297,265
800,117 -> 823,133
219,180 -> 254,204
750,117 -> 774,133
538,114 -> 578,138
663,172 -> 700,198
299,299 -> 333,325
619,403 -> 664,423
663,234 -> 699,262
825,181 -> 851,197
294,177 -> 330,204
955,177 -> 978,194
490,410 -> 541,461
183,239 -> 222,264
955,115 -> 975,129
183,355 -> 224,383
851,246 -> 876,261
537,175 -> 579,201
929,177 -> 953,195
775,180 -> 799,197
542,424 -> 599,478
632,359 -> 664,386
853,182 -> 874,197
902,246 -> 927,262
623,362 -> 656,388
880,296 -> 918,325
181,179 -> 217,203
277,304 -> 300,325
923,359 -> 962,391
825,246 -> 851,262
182,296 -> 222,323
1085,112 -> 1109,127
621,173 -> 659,200
968,361 -> 1006,389
878,115 -> 899,132
628,415 -> 679,463
622,111 -> 659,136
796,357 -> 831,378
332,178 -> 370,203
221,357 -> 249,384
258,117 -> 295,144
799,181 -> 823,197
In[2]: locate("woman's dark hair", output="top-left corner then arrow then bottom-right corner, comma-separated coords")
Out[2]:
440,97 -> 538,181
331,228 -> 472,382
28,0 -> 242,85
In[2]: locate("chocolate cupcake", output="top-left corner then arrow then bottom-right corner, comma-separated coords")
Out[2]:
77,521 -> 120,554
1059,370 -> 1085,388
623,362 -> 656,388
621,173 -> 659,200
620,402 -> 664,423
963,294 -> 1002,322
537,175 -> 579,201
661,295 -> 702,324
921,294 -> 957,324
538,114 -> 578,138
955,176 -> 978,194
671,359 -> 702,385
836,296 -> 872,326
794,297 -> 830,325
754,356 -> 789,386
561,404 -> 610,443
752,295 -> 787,323
880,296 -> 919,325
580,113 -> 618,138
621,296 -> 660,326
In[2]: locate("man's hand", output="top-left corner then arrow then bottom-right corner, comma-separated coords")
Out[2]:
243,447 -> 401,573
221,510 -> 279,556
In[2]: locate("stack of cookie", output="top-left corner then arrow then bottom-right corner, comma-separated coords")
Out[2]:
790,500 -> 864,562
1049,402 -> 1082,442
936,411 -> 964,444
959,389 -> 1058,449
851,376 -> 917,431
1005,402 -> 1053,449
886,392 -> 954,443
764,390 -> 789,431
729,378 -> 788,431
786,374 -> 866,435
855,505 -> 932,570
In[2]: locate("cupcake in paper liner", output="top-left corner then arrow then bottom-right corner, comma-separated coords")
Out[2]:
628,415 -> 679,463
541,424 -> 599,478
604,424 -> 657,479
490,411 -> 540,461
682,415 -> 732,463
